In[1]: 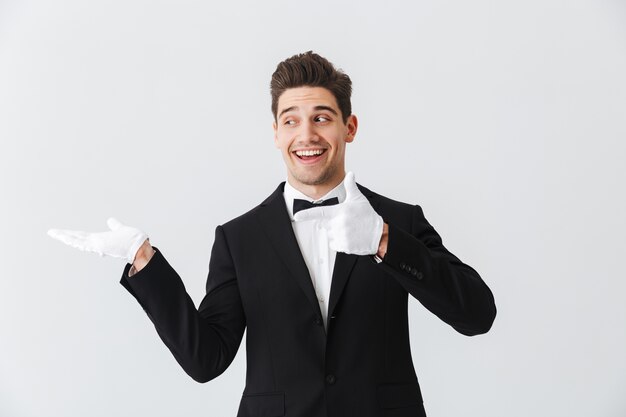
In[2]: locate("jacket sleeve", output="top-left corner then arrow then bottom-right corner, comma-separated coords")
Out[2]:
120,225 -> 246,382
378,205 -> 496,336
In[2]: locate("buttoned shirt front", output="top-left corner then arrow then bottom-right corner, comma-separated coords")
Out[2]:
283,178 -> 347,329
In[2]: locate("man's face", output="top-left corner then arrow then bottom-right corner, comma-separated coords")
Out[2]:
273,86 -> 357,191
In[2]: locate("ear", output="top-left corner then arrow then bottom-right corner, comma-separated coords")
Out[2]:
345,114 -> 358,143
273,120 -> 279,148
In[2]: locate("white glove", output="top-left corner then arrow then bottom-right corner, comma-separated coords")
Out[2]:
47,218 -> 148,263
294,172 -> 384,256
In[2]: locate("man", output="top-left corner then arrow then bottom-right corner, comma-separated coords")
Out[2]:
49,51 -> 496,417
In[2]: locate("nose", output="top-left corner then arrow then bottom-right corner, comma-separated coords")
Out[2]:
299,120 -> 319,142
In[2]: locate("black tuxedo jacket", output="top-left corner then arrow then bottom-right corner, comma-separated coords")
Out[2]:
121,182 -> 496,417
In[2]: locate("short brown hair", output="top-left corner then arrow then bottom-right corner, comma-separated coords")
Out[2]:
270,51 -> 352,123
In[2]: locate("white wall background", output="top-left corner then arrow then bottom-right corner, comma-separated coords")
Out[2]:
1,0 -> 625,416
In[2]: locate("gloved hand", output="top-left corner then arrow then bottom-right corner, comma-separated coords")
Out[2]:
294,172 -> 384,256
47,218 -> 148,264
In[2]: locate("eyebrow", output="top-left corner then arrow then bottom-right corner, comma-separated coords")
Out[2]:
278,105 -> 339,119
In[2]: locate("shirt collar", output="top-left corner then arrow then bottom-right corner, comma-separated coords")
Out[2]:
283,176 -> 347,221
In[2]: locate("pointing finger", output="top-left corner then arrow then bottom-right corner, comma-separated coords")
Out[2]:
107,217 -> 124,231
293,205 -> 338,222
293,206 -> 324,222
62,230 -> 90,239
47,229 -> 61,240
343,172 -> 360,201
48,229 -> 88,249
48,229 -> 75,241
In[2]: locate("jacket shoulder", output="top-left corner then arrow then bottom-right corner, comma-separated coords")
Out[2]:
357,183 -> 420,227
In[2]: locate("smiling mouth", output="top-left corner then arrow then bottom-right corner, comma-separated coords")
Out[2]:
293,149 -> 327,161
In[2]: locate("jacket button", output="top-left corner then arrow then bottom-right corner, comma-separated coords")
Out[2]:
325,374 -> 336,385
314,317 -> 323,326
415,271 -> 424,280
400,262 -> 407,270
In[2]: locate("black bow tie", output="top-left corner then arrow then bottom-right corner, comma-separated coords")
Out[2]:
293,197 -> 339,215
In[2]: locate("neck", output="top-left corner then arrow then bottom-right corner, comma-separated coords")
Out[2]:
288,173 -> 345,200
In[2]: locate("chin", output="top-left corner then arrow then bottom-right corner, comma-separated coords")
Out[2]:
292,168 -> 337,187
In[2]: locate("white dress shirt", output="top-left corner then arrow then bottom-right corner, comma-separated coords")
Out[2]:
283,178 -> 347,330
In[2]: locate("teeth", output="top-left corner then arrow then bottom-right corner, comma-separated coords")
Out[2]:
295,149 -> 324,157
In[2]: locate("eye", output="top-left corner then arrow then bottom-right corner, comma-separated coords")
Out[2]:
283,119 -> 296,126
315,115 -> 331,123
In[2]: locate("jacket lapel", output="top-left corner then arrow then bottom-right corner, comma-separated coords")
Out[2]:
257,182 -> 323,318
255,181 -> 383,322
327,253 -> 358,319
